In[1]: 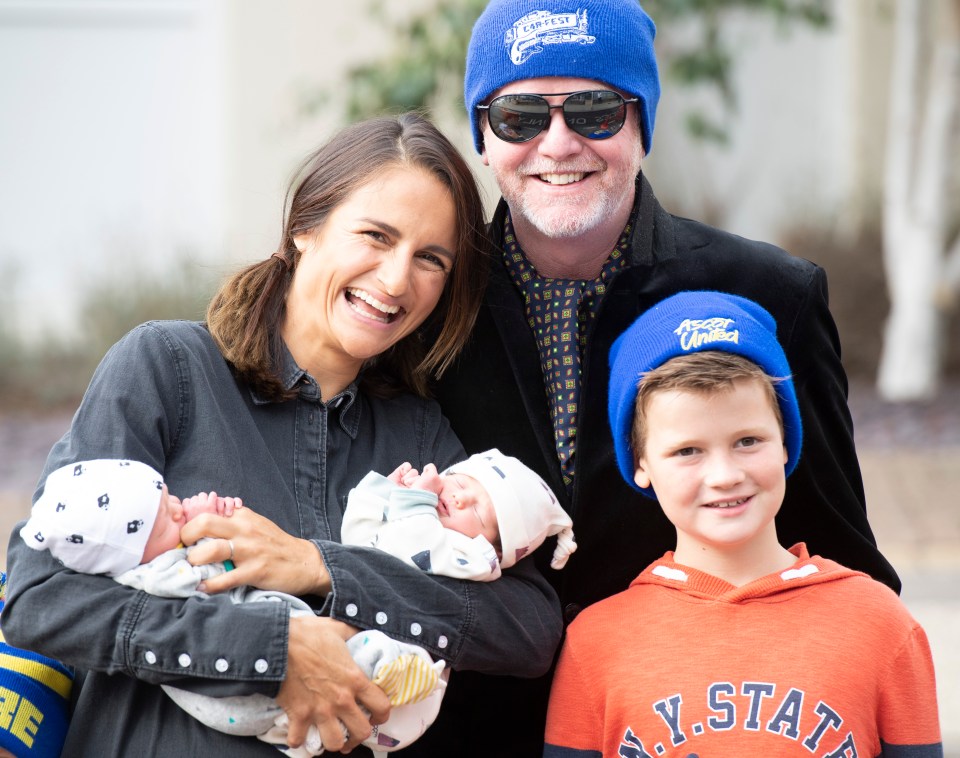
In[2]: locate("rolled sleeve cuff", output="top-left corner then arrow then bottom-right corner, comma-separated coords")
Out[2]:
120,591 -> 291,698
315,540 -> 467,663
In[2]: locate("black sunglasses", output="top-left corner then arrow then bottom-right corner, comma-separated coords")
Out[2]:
476,89 -> 639,143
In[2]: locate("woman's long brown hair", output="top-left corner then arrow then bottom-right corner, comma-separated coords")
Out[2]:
206,112 -> 490,400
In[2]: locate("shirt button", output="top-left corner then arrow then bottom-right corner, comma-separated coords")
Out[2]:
178,653 -> 191,668
410,622 -> 422,636
215,658 -> 230,673
345,603 -> 358,617
254,659 -> 269,673
375,611 -> 388,625
437,636 -> 448,649
144,651 -> 157,665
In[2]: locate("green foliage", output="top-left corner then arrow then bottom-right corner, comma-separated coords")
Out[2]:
303,0 -> 488,120
644,0 -> 831,142
323,0 -> 832,145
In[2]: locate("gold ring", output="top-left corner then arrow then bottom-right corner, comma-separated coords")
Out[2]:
227,539 -> 235,561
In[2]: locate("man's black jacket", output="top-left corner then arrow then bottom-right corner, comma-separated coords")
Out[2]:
400,175 -> 899,758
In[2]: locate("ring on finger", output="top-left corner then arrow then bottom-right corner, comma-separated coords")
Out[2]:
226,539 -> 235,561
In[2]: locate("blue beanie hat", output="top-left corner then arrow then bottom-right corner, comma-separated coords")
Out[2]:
608,291 -> 803,498
465,0 -> 660,154
0,572 -> 74,757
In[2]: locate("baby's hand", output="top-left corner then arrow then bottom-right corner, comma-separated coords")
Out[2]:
388,462 -> 417,486
181,491 -> 214,521
219,495 -> 244,517
400,467 -> 424,488
408,463 -> 442,495
182,491 -> 243,521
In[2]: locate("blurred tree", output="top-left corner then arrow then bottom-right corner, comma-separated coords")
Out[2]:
642,0 -> 830,143
877,0 -> 960,400
309,0 -> 831,145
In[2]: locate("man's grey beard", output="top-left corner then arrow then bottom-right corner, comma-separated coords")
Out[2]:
520,194 -> 617,240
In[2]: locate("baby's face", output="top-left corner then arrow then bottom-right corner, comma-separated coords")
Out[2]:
140,484 -> 187,564
436,473 -> 499,547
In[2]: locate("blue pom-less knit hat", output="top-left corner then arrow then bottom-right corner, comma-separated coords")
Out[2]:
0,572 -> 74,757
465,0 -> 660,154
608,291 -> 803,498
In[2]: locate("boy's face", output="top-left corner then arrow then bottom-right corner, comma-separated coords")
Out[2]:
140,484 -> 187,564
436,473 -> 500,547
633,377 -> 787,557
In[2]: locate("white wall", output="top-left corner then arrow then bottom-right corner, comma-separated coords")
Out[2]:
645,6 -> 864,244
0,0 -> 226,339
217,0 -> 486,266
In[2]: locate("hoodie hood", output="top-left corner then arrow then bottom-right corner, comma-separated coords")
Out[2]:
631,543 -> 865,603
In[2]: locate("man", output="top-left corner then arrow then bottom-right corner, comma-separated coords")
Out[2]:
406,1 -> 900,755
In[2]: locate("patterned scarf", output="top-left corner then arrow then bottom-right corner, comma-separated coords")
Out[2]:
502,213 -> 630,492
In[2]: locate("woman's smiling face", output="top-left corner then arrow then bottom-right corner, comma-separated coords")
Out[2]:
283,164 -> 457,388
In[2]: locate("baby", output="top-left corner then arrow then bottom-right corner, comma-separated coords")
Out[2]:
21,458 -> 241,579
342,448 -> 577,581
21,459 -> 444,756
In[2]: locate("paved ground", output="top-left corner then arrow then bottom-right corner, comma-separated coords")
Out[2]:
2,380 -> 958,752
847,381 -> 960,755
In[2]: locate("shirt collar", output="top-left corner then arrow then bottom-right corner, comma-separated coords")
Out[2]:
332,388 -> 361,438
248,341 -> 306,406
249,341 -> 362,438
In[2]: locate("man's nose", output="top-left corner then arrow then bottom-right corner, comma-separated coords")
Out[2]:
536,108 -> 584,161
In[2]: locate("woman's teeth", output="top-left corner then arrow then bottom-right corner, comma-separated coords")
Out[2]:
346,288 -> 400,323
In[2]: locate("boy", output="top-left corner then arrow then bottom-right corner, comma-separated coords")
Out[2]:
544,291 -> 942,757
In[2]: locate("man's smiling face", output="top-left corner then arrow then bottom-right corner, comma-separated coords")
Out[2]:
480,76 -> 645,241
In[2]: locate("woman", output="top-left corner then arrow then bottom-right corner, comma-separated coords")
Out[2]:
2,113 -> 562,756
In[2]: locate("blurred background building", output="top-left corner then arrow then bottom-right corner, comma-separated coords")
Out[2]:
1,1 -> 953,338
1,0 -> 958,749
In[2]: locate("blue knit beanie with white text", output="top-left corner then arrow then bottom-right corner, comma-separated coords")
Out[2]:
465,0 -> 660,153
608,291 -> 803,498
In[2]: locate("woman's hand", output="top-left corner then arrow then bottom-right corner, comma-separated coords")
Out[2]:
180,507 -> 331,596
278,616 -> 391,753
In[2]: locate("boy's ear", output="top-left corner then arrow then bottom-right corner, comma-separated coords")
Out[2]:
633,461 -> 652,490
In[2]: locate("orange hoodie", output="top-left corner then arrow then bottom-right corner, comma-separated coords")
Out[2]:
545,544 -> 942,757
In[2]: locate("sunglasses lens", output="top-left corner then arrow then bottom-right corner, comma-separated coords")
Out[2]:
484,90 -> 631,142
563,91 -> 628,139
487,94 -> 551,143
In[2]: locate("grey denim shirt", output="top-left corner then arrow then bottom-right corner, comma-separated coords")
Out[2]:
3,320 -> 561,756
